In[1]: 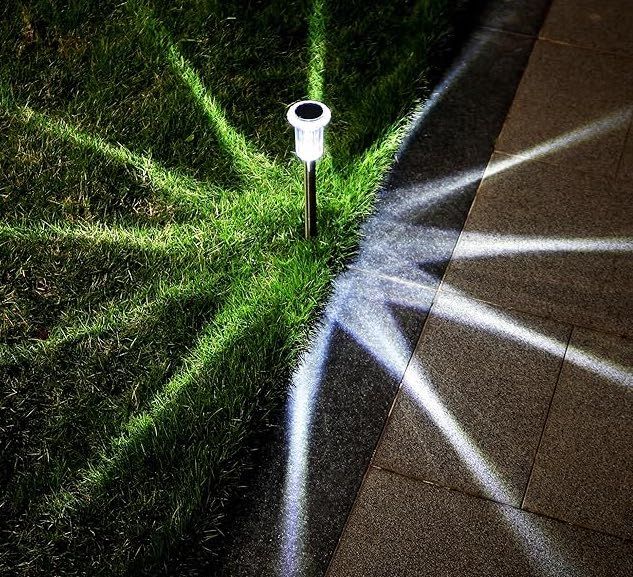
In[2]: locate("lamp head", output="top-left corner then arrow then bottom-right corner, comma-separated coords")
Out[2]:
287,100 -> 331,162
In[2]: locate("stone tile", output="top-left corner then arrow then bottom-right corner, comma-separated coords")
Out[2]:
523,327 -> 633,540
327,467 -> 633,577
478,0 -> 552,36
215,270 -> 433,577
442,153 -> 633,335
496,40 -> 633,176
374,292 -> 570,507
352,29 -> 535,290
541,0 -> 633,56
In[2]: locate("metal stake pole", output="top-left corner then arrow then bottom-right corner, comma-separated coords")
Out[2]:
304,160 -> 317,239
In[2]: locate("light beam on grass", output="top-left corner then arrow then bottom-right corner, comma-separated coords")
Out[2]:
43,271 -> 274,518
45,319 -> 233,516
128,2 -> 276,179
307,0 -> 327,102
0,90 -> 221,212
0,220 -> 200,255
0,276 -> 219,366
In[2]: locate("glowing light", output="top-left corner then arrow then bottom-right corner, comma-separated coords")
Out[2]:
287,100 -> 331,163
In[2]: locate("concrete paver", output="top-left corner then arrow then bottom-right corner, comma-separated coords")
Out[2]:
541,0 -> 633,56
327,1 -> 633,575
443,153 -> 633,335
495,40 -> 633,176
352,28 -> 534,290
328,467 -> 633,577
374,292 -> 570,507
523,327 -> 633,540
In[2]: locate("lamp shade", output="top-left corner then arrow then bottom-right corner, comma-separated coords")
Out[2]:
287,100 -> 331,162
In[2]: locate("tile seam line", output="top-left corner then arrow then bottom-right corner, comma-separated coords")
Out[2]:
323,264 -> 446,577
371,464 -> 633,545
438,286 -> 633,340
537,35 -> 633,61
614,109 -> 633,176
520,326 -> 573,509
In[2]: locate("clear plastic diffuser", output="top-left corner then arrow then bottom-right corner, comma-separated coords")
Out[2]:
287,100 -> 331,162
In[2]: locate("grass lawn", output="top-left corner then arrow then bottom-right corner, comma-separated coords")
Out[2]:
0,0 -> 454,574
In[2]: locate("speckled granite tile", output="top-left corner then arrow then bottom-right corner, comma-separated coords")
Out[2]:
327,467 -> 633,577
443,153 -> 633,335
215,269 -> 434,577
541,0 -> 633,56
524,327 -> 633,540
374,291 -> 571,507
351,28 -> 535,290
496,40 -> 633,176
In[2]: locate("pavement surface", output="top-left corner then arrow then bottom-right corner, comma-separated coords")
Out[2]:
326,0 -> 633,575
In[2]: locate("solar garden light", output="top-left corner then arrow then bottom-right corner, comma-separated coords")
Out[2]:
287,100 -> 331,239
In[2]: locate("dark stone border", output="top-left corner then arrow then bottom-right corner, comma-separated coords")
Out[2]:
209,2 -> 552,576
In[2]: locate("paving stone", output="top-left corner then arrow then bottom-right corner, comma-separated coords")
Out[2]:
215,269 -> 433,577
523,327 -> 633,540
442,153 -> 633,335
541,0 -> 633,56
495,40 -> 633,176
327,467 -> 633,577
374,291 -> 570,507
352,28 -> 535,290
478,0 -> 552,36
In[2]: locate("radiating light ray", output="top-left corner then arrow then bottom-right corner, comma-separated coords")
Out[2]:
280,317 -> 332,577
44,318 -> 235,516
42,267 -> 277,518
437,290 -> 632,388
325,283 -> 582,575
402,361 -> 515,503
0,89 -> 222,212
395,29 -> 482,156
340,28 -> 486,198
415,108 -> 631,206
454,233 -> 633,259
307,0 -> 326,101
127,1 -> 276,180
0,220 -> 203,255
279,272 -> 430,576
0,275 -> 219,366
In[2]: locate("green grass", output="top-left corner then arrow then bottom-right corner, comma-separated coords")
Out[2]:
0,0 -> 453,574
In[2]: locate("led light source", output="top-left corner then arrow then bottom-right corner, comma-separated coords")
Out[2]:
287,100 -> 331,239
